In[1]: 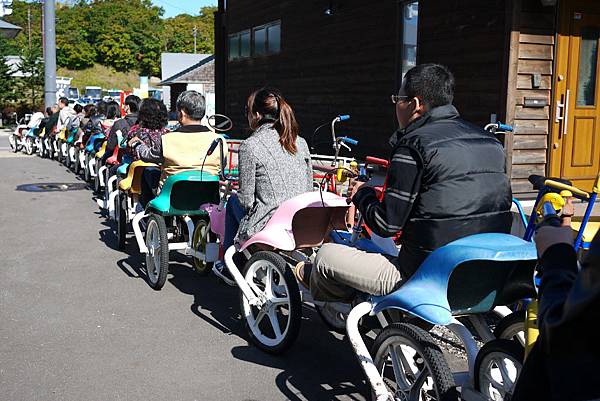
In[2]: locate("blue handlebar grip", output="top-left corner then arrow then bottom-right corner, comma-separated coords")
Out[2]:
339,115 -> 350,121
541,202 -> 562,228
342,137 -> 358,146
497,122 -> 513,132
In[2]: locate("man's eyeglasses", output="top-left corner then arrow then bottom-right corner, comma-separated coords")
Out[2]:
391,94 -> 409,104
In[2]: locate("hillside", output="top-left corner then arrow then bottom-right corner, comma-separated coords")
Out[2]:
57,64 -> 141,91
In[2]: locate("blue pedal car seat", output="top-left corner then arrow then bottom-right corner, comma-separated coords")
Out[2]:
371,233 -> 537,325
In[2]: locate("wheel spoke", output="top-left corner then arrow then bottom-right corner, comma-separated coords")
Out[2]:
270,296 -> 290,306
388,345 -> 411,392
408,367 -> 429,401
252,307 -> 268,329
496,357 -> 514,389
397,345 -> 417,382
267,308 -> 282,339
265,266 -> 274,298
248,280 -> 263,298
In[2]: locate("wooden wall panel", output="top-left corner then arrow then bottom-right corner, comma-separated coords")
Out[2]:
505,0 -> 557,196
220,0 -> 398,158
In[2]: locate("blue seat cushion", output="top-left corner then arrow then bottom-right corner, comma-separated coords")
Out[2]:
371,233 -> 537,325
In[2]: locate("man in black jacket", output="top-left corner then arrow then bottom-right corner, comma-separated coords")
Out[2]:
297,64 -> 513,302
101,95 -> 140,163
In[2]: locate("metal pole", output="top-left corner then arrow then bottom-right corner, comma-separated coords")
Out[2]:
27,6 -> 31,49
193,25 -> 197,53
43,0 -> 56,107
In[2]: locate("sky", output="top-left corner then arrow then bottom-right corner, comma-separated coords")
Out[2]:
151,0 -> 217,18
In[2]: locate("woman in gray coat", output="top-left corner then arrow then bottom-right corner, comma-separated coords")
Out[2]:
216,88 -> 313,274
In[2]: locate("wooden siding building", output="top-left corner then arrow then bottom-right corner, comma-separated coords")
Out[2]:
215,0 -> 600,196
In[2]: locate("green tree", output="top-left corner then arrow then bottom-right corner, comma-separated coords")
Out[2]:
56,1 -> 96,69
18,45 -> 44,108
162,7 -> 216,54
0,36 -> 17,105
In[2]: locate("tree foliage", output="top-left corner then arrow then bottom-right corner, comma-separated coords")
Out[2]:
162,7 -> 216,54
3,0 -> 216,76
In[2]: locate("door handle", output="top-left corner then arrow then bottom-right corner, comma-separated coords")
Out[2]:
555,89 -> 570,137
563,89 -> 570,137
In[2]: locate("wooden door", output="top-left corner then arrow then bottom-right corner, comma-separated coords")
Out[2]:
551,3 -> 600,190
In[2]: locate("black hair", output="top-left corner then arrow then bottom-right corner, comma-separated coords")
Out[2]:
96,100 -> 107,116
138,98 -> 168,130
46,107 -> 53,116
58,97 -> 69,106
106,101 -> 120,120
84,104 -> 97,118
403,64 -> 455,109
176,90 -> 206,120
73,104 -> 83,113
124,95 -> 141,113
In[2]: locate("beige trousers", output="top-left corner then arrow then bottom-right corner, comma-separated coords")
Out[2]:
309,243 -> 403,302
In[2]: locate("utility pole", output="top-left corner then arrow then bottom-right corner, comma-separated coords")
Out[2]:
43,0 -> 56,107
193,25 -> 197,53
27,5 -> 31,49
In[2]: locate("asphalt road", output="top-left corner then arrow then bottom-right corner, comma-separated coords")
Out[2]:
0,132 -> 369,401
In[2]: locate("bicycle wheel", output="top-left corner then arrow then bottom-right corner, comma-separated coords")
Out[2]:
191,218 -> 214,275
115,192 -> 127,250
9,135 -> 18,153
474,339 -> 524,401
372,323 -> 457,401
145,214 -> 169,290
494,310 -> 526,348
239,251 -> 302,354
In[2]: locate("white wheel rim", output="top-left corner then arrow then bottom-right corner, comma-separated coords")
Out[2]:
242,259 -> 291,347
479,351 -> 521,401
145,220 -> 161,283
379,338 -> 437,401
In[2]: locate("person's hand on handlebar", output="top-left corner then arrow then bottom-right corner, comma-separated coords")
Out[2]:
346,179 -> 365,204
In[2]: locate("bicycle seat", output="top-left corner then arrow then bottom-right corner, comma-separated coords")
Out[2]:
528,174 -> 572,191
118,161 -> 158,194
95,141 -> 107,159
371,233 -> 537,325
147,170 -> 220,216
239,191 -> 349,252
106,146 -> 120,165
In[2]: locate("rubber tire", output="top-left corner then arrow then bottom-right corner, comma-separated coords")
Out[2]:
145,214 -> 170,290
71,148 -> 80,174
84,153 -> 92,182
239,251 -> 302,354
25,137 -> 34,155
9,135 -> 19,153
494,310 -> 526,346
372,323 -> 458,401
474,338 -> 524,400
94,165 -> 102,193
115,192 -> 127,250
191,218 -> 213,275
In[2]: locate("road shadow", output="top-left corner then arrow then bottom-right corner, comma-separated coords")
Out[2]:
230,307 -> 369,401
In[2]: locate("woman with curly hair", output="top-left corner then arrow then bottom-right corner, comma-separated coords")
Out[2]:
126,98 -> 169,206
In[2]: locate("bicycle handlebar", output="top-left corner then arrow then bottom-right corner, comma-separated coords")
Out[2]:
365,156 -> 389,168
338,114 -> 350,122
340,136 -> 358,146
497,122 -> 513,132
539,202 -> 562,228
544,179 -> 590,199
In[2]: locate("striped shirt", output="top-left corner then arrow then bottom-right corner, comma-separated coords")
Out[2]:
353,146 -> 422,238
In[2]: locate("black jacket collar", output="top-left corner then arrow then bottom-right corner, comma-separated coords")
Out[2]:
389,105 -> 460,147
175,124 -> 211,133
